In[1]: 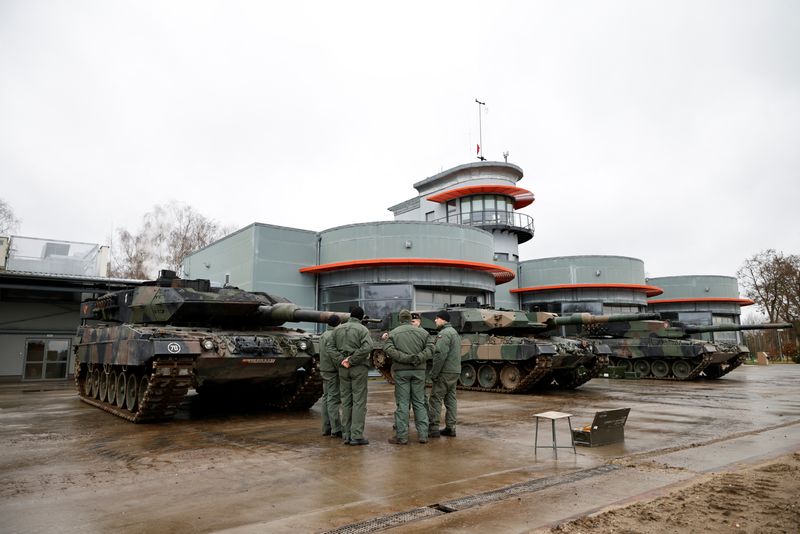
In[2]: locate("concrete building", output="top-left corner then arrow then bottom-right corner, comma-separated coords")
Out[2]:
185,161 -> 530,322
647,275 -> 754,343
514,255 -> 662,315
0,235 -> 137,382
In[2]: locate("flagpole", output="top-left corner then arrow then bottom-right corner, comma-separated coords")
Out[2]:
476,99 -> 486,161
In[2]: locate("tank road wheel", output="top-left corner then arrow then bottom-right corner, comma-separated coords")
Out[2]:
91,368 -> 101,398
125,373 -> 139,411
83,367 -> 93,396
99,371 -> 109,402
116,372 -> 127,408
477,364 -> 499,389
671,360 -> 692,380
613,358 -> 633,373
633,360 -> 651,378
107,370 -> 117,405
499,364 -> 522,391
460,363 -> 477,387
651,360 -> 669,378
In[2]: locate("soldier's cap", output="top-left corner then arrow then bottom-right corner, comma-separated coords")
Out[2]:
436,310 -> 450,322
398,309 -> 412,322
327,315 -> 341,327
411,312 -> 420,320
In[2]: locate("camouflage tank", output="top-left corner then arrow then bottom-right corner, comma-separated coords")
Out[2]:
573,320 -> 792,380
74,270 -> 348,422
371,304 -> 659,393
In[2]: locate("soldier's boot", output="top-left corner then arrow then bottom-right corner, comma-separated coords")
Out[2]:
440,427 -> 456,437
349,438 -> 370,446
332,431 -> 343,438
428,426 -> 441,438
388,436 -> 408,445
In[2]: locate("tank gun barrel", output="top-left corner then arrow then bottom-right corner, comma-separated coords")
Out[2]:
683,322 -> 793,334
548,312 -> 661,328
257,304 -> 350,326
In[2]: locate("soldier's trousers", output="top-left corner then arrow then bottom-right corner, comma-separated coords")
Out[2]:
321,371 -> 341,434
339,365 -> 369,440
427,372 -> 459,430
392,369 -> 428,441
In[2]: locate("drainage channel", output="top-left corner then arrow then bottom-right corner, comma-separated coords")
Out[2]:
323,464 -> 620,534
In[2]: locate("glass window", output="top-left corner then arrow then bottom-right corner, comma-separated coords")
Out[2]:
679,312 -> 712,325
446,200 -> 458,222
364,299 -> 412,320
494,252 -> 509,261
425,211 -> 435,221
363,284 -> 412,300
484,196 -> 495,210
24,339 -> 70,380
323,285 -> 359,304
562,301 -> 603,315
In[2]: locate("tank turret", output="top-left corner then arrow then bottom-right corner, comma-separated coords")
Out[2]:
82,270 -> 349,327
74,270 -> 348,423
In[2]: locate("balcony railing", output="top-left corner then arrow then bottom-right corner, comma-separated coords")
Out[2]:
429,210 -> 535,242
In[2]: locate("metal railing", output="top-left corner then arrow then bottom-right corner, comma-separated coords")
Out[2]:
429,210 -> 535,234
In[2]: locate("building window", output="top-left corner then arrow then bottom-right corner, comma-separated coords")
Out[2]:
23,338 -> 70,380
322,284 -> 413,319
494,252 -> 509,261
415,287 -> 487,311
425,211 -> 435,221
446,200 -> 458,222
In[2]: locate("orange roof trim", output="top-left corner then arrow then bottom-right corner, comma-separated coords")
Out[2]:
647,297 -> 754,307
300,258 -> 515,284
511,283 -> 664,297
426,185 -> 535,209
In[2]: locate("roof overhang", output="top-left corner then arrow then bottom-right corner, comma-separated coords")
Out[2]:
511,283 -> 663,297
647,297 -> 754,307
426,185 -> 534,209
299,258 -> 515,284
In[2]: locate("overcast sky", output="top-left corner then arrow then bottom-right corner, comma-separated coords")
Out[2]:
1,0 -> 798,280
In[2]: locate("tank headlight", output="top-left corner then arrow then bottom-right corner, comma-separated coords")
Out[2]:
202,339 -> 215,350
298,341 -> 308,351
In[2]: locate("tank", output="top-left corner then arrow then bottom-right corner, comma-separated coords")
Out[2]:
370,303 -> 659,393
573,320 -> 792,380
73,270 -> 349,422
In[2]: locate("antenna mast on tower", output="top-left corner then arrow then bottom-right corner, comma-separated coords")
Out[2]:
475,99 -> 486,161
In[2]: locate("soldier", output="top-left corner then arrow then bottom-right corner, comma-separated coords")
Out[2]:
332,306 -> 373,446
318,314 -> 342,438
384,309 -> 431,445
427,310 -> 461,438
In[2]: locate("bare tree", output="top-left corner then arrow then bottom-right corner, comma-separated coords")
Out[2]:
0,198 -> 21,235
110,201 -> 229,279
737,249 -> 800,321
108,228 -> 154,279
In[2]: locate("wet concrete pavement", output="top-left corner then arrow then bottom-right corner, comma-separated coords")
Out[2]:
1,365 -> 798,533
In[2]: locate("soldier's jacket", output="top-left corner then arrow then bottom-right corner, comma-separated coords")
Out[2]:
331,318 -> 373,367
385,323 -> 431,371
318,328 -> 337,373
431,322 -> 461,379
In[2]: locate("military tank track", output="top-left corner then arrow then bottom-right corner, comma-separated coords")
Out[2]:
265,357 -> 324,410
611,353 -> 714,381
703,352 -> 747,379
457,356 -> 553,393
548,355 -> 611,390
76,358 -> 194,423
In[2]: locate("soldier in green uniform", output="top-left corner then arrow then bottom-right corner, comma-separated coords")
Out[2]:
384,309 -> 431,445
427,310 -> 461,438
318,314 -> 342,438
331,306 -> 373,446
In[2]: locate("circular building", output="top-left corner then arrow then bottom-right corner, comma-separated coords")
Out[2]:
514,255 -> 662,315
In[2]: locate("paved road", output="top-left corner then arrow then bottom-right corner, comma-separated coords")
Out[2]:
1,365 -> 798,533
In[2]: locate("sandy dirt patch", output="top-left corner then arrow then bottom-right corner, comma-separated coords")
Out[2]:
549,451 -> 800,534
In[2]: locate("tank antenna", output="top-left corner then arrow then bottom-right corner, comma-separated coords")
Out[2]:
475,99 -> 486,161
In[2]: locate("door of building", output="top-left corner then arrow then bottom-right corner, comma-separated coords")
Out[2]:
23,338 -> 71,380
